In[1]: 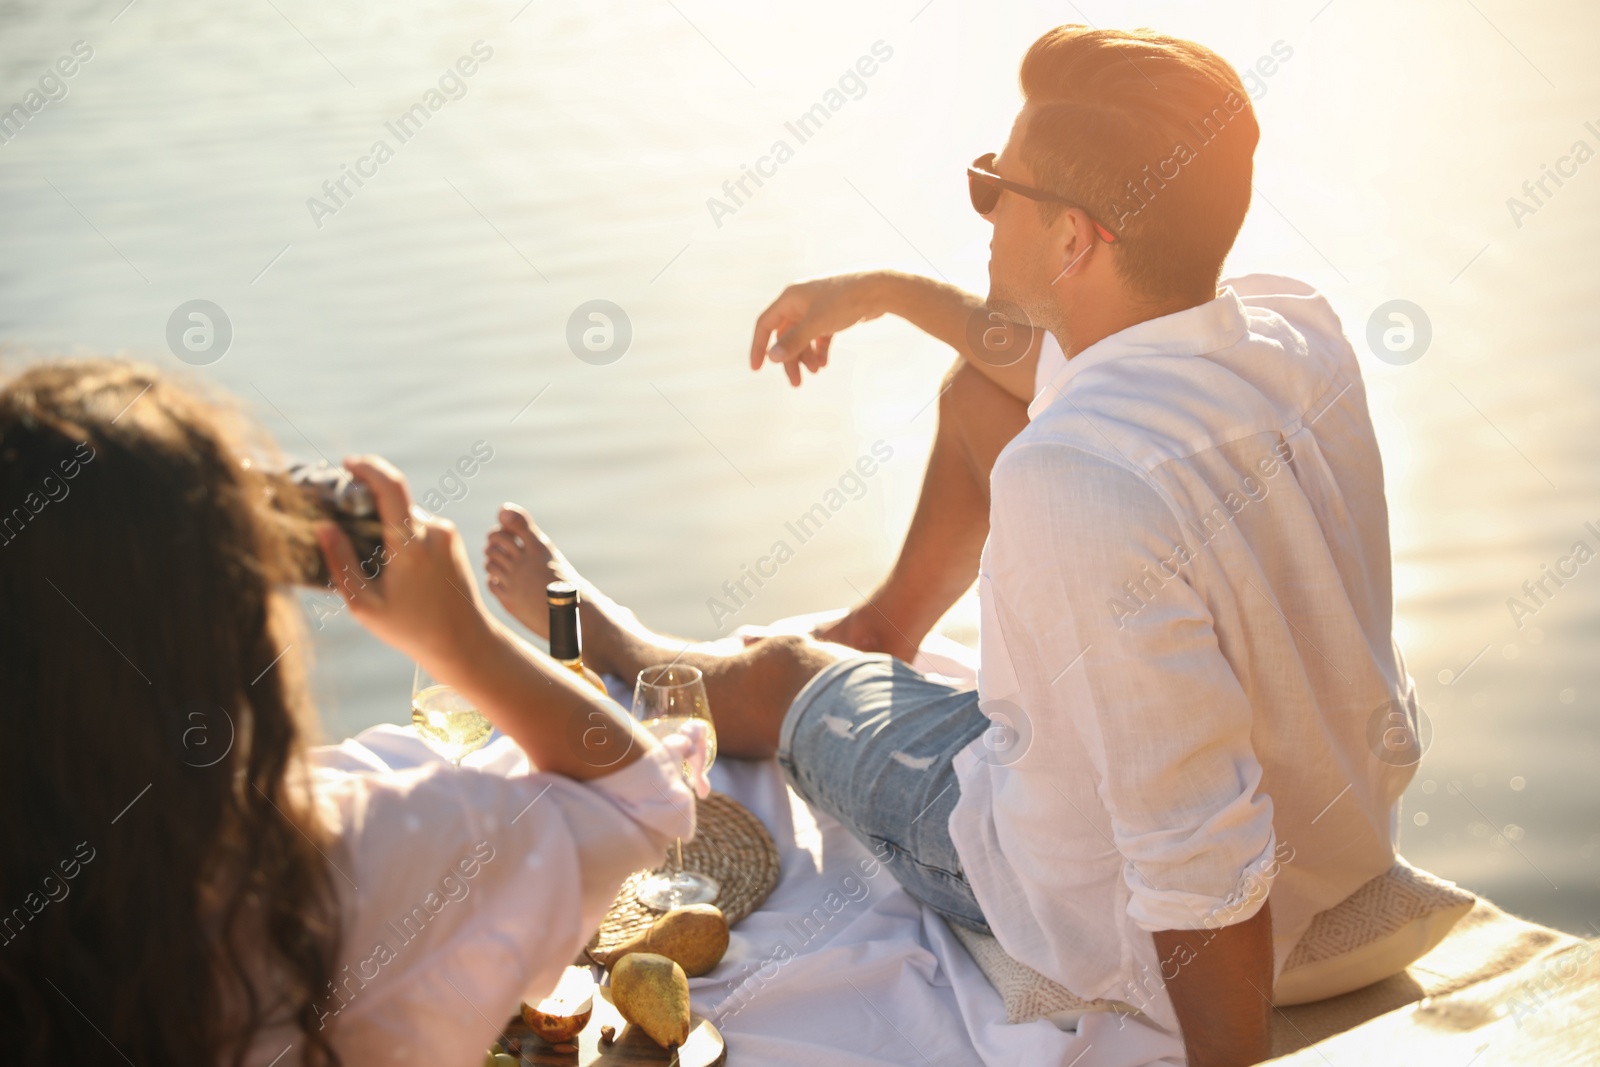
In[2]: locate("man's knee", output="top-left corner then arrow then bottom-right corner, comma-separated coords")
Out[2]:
939,358 -> 1023,425
746,633 -> 841,699
720,634 -> 844,760
937,357 -> 981,418
938,359 -> 1028,475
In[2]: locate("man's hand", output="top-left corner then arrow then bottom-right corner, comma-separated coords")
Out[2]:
749,271 -> 891,386
750,270 -> 1043,401
1153,900 -> 1274,1067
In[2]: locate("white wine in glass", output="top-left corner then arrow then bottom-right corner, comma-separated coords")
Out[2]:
640,715 -> 719,778
631,663 -> 719,910
411,662 -> 493,767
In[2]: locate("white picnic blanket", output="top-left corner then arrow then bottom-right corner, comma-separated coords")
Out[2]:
309,615 -> 1185,1067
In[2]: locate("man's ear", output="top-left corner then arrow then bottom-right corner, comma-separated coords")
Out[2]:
1049,209 -> 1103,285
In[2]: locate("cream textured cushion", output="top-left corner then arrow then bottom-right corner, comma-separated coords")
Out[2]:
1273,859 -> 1475,1005
948,922 -> 1131,1028
949,857 -> 1476,1028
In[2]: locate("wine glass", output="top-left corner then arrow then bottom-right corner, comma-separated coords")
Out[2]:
411,662 -> 493,767
631,663 -> 720,909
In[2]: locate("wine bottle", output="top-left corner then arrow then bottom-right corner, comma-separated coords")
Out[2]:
547,581 -> 607,692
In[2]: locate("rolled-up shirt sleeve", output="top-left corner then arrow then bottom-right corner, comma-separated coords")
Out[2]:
565,742 -> 698,939
987,441 -> 1278,933
300,739 -> 696,1067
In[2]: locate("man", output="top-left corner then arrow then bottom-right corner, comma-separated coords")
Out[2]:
485,25 -> 1419,1067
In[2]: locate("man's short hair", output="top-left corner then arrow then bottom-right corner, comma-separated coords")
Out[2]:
1017,26 -> 1259,304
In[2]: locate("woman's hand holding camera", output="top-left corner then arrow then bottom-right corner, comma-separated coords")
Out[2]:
313,453 -> 652,782
314,455 -> 495,676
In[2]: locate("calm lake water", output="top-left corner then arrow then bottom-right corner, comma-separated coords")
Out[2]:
3,0 -> 1596,935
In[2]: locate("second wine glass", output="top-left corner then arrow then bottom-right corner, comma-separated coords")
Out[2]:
411,662 -> 493,767
631,663 -> 720,910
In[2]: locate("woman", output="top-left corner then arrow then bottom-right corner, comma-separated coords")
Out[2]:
0,359 -> 696,1065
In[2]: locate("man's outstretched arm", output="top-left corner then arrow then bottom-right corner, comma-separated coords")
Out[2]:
748,270 -> 1037,658
749,269 -> 1042,401
1153,901 -> 1274,1067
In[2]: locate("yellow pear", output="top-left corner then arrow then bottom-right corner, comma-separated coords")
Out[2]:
605,903 -> 730,978
610,952 -> 691,1050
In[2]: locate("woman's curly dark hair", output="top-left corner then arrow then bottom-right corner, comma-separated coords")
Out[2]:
0,358 -> 342,1066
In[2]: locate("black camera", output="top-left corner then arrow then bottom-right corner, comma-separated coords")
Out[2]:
268,462 -> 387,587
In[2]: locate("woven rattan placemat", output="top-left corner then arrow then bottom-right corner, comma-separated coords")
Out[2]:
583,790 -> 779,966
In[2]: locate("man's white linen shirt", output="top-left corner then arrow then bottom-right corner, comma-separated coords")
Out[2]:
946,274 -> 1422,1030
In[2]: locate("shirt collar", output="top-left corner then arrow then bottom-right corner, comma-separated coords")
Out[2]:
1027,286 -> 1250,421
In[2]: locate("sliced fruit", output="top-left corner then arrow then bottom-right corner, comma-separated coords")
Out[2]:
519,964 -> 596,1044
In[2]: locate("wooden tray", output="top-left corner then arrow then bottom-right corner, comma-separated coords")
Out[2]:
503,985 -> 726,1067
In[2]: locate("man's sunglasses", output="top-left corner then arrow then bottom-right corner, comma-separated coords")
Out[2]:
966,152 -> 1118,244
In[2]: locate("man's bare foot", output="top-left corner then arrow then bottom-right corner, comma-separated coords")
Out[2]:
812,599 -> 924,663
484,503 -> 642,672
